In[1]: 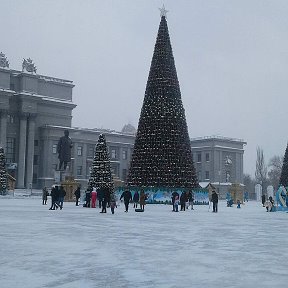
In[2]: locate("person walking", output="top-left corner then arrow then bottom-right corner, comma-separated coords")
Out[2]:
74,186 -> 81,206
133,191 -> 139,208
180,191 -> 187,211
139,190 -> 146,211
49,185 -> 59,210
58,185 -> 66,210
120,188 -> 132,212
42,187 -> 48,205
211,190 -> 219,213
91,187 -> 97,208
100,187 -> 110,213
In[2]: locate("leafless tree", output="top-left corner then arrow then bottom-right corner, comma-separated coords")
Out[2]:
243,173 -> 256,199
255,147 -> 268,193
268,155 -> 283,190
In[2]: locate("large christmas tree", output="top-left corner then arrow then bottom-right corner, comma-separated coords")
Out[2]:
0,147 -> 7,195
279,142 -> 288,187
127,8 -> 198,189
88,134 -> 114,194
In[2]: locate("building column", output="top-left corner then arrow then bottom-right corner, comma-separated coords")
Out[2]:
17,115 -> 27,188
0,110 -> 7,149
25,115 -> 36,188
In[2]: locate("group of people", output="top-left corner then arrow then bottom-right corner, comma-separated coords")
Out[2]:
77,187 -> 148,214
171,191 -> 194,212
261,194 -> 275,212
46,185 -> 66,210
82,186 -> 113,213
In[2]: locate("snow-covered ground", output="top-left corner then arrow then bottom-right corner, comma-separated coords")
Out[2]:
0,196 -> 287,288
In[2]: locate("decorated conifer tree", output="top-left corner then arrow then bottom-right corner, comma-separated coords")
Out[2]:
88,134 -> 114,195
127,8 -> 198,189
0,147 -> 7,195
279,142 -> 288,187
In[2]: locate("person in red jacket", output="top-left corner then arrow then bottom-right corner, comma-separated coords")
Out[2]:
91,187 -> 97,208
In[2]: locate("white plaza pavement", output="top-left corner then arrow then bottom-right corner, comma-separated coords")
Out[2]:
0,196 -> 287,288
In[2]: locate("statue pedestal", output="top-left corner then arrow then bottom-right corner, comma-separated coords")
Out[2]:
62,176 -> 78,202
54,170 -> 78,202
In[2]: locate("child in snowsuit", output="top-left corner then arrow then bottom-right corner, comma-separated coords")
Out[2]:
110,197 -> 117,214
174,195 -> 179,212
237,200 -> 241,208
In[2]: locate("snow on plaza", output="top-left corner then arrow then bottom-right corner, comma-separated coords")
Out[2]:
0,195 -> 287,288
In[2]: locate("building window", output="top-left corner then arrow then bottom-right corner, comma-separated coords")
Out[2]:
122,150 -> 127,160
33,155 -> 38,165
122,169 -> 127,181
205,171 -> 209,180
111,149 -> 116,159
6,137 -> 15,163
77,146 -> 83,156
32,173 -> 37,184
88,145 -> 94,157
77,166 -> 82,176
34,140 -> 38,147
52,144 -> 57,154
205,153 -> 209,162
197,153 -> 201,163
7,114 -> 14,124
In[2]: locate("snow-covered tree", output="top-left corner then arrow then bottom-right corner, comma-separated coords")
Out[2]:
88,134 -> 114,195
0,147 -> 7,195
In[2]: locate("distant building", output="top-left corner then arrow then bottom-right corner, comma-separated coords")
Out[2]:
0,54 -> 246,195
191,136 -> 246,198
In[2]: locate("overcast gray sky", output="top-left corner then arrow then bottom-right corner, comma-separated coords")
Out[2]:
1,0 -> 288,176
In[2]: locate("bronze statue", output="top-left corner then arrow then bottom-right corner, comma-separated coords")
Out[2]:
57,130 -> 73,170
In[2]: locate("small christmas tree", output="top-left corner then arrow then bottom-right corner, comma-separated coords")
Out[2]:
127,9 -> 198,189
88,134 -> 114,195
279,142 -> 288,187
0,147 -> 7,195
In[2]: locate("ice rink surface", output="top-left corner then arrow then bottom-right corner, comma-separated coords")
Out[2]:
0,197 -> 287,288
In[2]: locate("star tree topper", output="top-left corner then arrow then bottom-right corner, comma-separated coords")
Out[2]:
159,4 -> 168,18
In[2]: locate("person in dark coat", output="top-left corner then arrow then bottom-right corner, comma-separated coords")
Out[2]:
180,192 -> 187,211
97,187 -> 104,209
171,191 -> 179,211
57,129 -> 73,170
133,191 -> 139,208
139,190 -> 146,211
58,185 -> 66,209
74,186 -> 81,206
100,188 -> 110,213
49,185 -> 59,210
188,191 -> 194,210
261,194 -> 266,207
120,188 -> 132,212
42,187 -> 48,205
211,190 -> 219,213
84,190 -> 91,208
